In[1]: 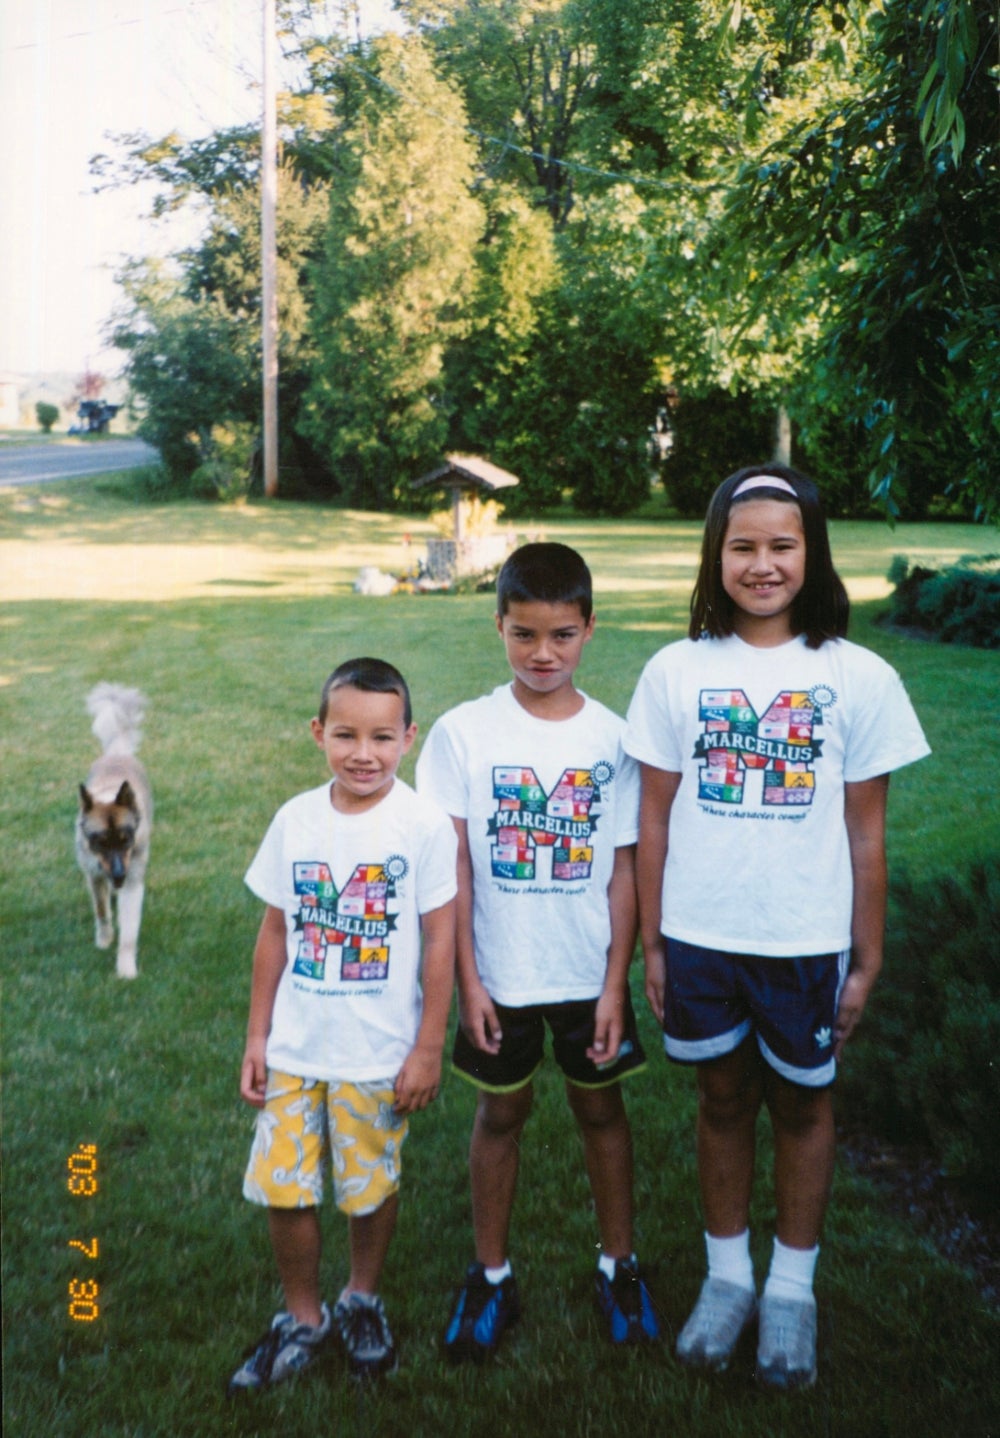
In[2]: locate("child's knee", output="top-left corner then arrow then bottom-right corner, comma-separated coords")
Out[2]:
476,1084 -> 532,1138
566,1080 -> 626,1131
765,1073 -> 833,1136
697,1068 -> 762,1129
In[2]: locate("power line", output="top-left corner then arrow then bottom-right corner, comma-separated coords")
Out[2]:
5,1 -> 225,52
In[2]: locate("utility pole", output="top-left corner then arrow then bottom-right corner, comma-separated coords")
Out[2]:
261,0 -> 278,496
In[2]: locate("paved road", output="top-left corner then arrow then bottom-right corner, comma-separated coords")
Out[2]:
0,438 -> 159,487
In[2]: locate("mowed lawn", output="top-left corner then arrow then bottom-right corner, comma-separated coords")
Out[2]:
2,477 -> 998,1438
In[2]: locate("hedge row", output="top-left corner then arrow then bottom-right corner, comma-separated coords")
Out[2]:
839,858 -> 1000,1202
883,555 -> 1000,648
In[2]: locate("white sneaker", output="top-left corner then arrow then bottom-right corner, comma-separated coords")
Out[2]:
676,1277 -> 757,1371
756,1291 -> 818,1389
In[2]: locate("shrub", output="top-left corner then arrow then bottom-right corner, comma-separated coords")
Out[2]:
838,858 -> 1000,1203
188,460 -> 247,502
94,464 -> 175,502
661,389 -> 774,517
883,555 -> 1000,648
562,401 -> 652,516
35,401 -> 59,433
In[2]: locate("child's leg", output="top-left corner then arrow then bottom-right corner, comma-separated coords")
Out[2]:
763,1070 -> 835,1251
470,1084 -> 533,1268
696,1036 -> 764,1237
336,1197 -> 401,1381
755,1071 -> 832,1390
565,1080 -> 633,1259
675,1041 -> 764,1369
267,1207 -> 324,1327
344,1193 -> 399,1297
570,1080 -> 660,1344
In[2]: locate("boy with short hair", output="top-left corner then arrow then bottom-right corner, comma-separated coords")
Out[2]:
227,658 -> 456,1394
416,543 -> 659,1358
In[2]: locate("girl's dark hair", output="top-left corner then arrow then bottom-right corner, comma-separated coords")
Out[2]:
496,542 -> 593,622
319,657 -> 412,726
689,464 -> 849,648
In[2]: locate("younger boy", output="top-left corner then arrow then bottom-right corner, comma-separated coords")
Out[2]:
227,658 -> 456,1393
416,543 -> 658,1358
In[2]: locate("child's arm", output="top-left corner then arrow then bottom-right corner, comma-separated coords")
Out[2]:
452,817 -> 503,1054
835,774 -> 890,1058
588,843 -> 637,1065
394,898 -> 456,1115
636,764 -> 681,1025
239,904 -> 287,1107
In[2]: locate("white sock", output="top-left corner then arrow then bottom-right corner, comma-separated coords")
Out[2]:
763,1237 -> 818,1301
597,1251 -> 636,1280
705,1230 -> 755,1292
484,1260 -> 512,1284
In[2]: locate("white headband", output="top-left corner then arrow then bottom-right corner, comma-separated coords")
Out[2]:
732,475 -> 797,498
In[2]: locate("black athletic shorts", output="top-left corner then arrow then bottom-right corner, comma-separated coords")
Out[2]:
452,993 -> 646,1092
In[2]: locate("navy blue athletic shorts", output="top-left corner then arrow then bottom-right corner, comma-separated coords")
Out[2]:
662,938 -> 850,1087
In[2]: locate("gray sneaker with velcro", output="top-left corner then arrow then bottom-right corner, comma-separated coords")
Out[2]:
676,1277 -> 757,1371
756,1291 -> 818,1389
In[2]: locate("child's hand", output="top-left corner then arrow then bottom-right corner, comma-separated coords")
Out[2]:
458,978 -> 503,1055
393,1046 -> 442,1115
240,1040 -> 268,1107
588,986 -> 624,1066
833,965 -> 879,1058
643,937 -> 667,1026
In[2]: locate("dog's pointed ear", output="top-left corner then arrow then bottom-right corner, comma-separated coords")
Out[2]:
79,784 -> 94,811
114,781 -> 137,809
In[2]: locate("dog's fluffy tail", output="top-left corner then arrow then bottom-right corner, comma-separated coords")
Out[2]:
86,683 -> 148,757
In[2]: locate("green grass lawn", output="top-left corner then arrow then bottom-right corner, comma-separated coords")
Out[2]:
2,478 -> 998,1436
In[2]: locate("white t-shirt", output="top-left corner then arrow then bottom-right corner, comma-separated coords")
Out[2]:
416,683 -> 639,1004
625,634 -> 930,957
245,778 -> 457,1082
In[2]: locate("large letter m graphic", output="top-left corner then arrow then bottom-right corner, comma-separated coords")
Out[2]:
489,766 -> 601,880
695,690 -> 822,806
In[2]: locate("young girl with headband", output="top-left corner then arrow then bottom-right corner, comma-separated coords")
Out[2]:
625,465 -> 929,1389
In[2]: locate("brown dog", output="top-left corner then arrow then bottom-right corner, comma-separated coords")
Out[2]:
76,684 -> 153,979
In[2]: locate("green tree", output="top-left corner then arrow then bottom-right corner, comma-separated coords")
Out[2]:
548,185 -> 668,514
299,32 -> 484,508
392,2 -> 683,509
91,125 -> 263,217
109,150 -> 330,493
112,262 -> 255,486
442,186 -> 564,509
716,0 -> 1000,519
401,0 -> 866,513
622,2 -> 871,500
399,0 -> 604,227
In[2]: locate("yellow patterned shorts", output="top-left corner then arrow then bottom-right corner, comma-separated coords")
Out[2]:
242,1070 -> 408,1216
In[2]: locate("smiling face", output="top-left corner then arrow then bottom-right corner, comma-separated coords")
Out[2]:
310,684 -> 416,813
496,598 -> 594,715
721,497 -> 806,645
